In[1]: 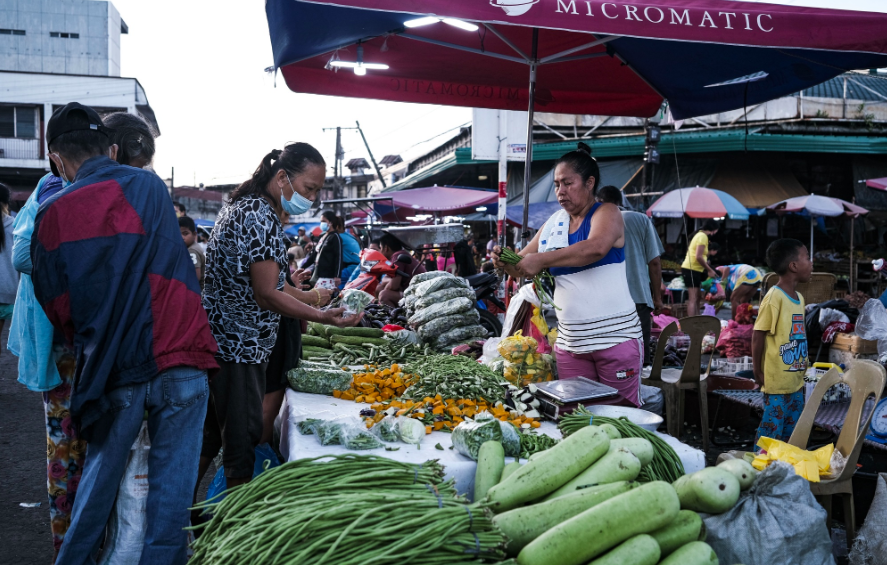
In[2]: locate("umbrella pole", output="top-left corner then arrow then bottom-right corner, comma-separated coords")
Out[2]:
498,111 -> 508,249
810,216 -> 814,260
520,28 -> 539,251
850,214 -> 855,292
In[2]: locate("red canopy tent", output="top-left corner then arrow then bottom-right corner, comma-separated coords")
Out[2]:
267,0 -> 887,245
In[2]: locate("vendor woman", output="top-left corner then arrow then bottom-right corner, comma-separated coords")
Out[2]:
681,220 -> 719,317
717,263 -> 763,320
492,142 -> 643,407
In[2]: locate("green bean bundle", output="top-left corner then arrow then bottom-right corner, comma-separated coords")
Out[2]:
190,455 -> 508,565
518,432 -> 559,460
497,248 -> 559,310
308,342 -> 431,368
558,407 -> 685,483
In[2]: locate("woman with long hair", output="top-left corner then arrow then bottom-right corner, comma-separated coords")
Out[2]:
196,144 -> 360,498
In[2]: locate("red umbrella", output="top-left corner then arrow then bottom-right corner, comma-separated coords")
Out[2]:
267,0 -> 887,246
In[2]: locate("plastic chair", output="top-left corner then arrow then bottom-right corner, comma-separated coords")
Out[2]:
788,360 -> 886,550
646,316 -> 722,453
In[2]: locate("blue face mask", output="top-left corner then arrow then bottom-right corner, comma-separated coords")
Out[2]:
281,174 -> 313,216
320,222 -> 330,233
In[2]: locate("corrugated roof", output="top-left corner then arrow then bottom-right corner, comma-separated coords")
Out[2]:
803,73 -> 887,102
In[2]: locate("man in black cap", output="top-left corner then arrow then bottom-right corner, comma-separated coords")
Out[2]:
31,102 -> 219,565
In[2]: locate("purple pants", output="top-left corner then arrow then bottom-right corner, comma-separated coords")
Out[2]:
555,339 -> 643,407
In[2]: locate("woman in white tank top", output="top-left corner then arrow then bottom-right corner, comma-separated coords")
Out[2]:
492,143 -> 643,407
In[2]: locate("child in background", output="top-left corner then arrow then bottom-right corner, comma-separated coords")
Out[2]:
179,216 -> 205,288
752,239 -> 813,449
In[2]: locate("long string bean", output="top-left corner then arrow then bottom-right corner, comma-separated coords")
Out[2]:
498,248 -> 559,310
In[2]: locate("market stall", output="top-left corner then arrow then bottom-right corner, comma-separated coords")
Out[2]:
279,389 -> 705,496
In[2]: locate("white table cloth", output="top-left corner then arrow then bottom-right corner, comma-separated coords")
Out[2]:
279,389 -> 705,498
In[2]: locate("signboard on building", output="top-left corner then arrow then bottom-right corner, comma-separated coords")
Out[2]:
471,109 -> 529,162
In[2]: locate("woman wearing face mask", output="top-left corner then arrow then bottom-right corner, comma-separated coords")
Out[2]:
491,142 -> 643,408
197,144 -> 361,496
7,111 -> 157,560
303,210 -> 344,289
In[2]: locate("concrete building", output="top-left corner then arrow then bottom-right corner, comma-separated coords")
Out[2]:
0,0 -> 158,196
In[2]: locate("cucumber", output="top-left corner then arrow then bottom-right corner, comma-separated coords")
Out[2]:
658,541 -> 719,565
494,482 -> 637,556
609,438 -> 654,466
500,461 -> 522,483
309,322 -> 328,338
302,346 -> 333,356
325,326 -> 385,338
302,335 -> 331,349
486,426 -> 610,512
517,481 -> 680,565
544,448 -> 641,500
649,510 -> 704,557
717,458 -> 757,490
329,335 -> 388,347
474,441 -> 505,501
595,423 -> 622,440
674,467 -> 740,514
587,534 -> 660,565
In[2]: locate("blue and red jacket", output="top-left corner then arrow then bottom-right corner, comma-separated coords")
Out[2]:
31,156 -> 218,433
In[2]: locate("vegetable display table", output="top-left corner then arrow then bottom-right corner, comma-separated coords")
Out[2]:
279,390 -> 705,497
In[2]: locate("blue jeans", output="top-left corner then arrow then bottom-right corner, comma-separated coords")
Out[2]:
57,367 -> 208,565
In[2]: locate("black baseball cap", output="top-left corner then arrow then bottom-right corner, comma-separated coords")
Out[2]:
46,103 -> 109,175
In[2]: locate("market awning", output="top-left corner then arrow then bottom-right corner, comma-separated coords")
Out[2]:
708,155 -> 808,208
376,186 -> 498,213
267,0 -> 887,120
506,202 -> 562,231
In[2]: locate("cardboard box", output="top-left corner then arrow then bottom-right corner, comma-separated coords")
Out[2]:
831,333 -> 878,355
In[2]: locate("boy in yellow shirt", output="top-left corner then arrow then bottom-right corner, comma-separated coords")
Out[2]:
752,239 -> 813,450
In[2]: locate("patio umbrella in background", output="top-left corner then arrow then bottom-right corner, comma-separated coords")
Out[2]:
646,187 -> 749,220
766,195 -> 868,263
863,177 -> 887,191
266,0 -> 887,248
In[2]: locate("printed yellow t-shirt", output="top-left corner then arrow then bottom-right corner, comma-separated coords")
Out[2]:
681,231 -> 709,272
754,286 -> 808,394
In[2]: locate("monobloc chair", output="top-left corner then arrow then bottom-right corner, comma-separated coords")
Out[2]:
646,316 -> 722,453
788,360 -> 886,551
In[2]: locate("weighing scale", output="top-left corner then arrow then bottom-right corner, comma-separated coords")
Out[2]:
865,397 -> 887,446
533,378 -> 618,421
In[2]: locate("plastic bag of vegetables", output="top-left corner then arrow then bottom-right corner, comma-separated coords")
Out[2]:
410,274 -> 469,299
339,420 -> 384,450
395,416 -> 426,449
370,416 -> 399,443
312,419 -> 348,446
409,297 -> 474,327
503,353 -> 554,387
416,310 -> 480,341
414,287 -> 476,310
339,289 -> 374,315
452,415 -> 504,460
497,420 -> 521,458
434,324 -> 489,349
287,366 -> 353,395
497,331 -> 538,363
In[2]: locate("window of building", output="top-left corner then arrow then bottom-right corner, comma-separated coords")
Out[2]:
0,29 -> 26,36
0,106 -> 38,138
356,184 -> 368,198
49,32 -> 80,38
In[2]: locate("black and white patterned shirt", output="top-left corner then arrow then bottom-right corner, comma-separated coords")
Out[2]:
203,195 -> 287,363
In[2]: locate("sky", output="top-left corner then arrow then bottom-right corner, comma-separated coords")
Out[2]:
109,0 -> 885,188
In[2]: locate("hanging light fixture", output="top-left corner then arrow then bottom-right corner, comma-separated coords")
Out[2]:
329,44 -> 389,76
404,15 -> 479,32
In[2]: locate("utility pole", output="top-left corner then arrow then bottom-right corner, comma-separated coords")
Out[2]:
642,119 -> 661,201
355,121 -> 386,188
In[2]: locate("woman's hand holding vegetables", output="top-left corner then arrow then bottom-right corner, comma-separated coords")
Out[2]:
492,245 -> 521,279
514,252 -> 546,278
321,308 -> 363,327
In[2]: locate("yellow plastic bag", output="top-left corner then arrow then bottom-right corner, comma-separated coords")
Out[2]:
752,437 -> 834,483
498,331 -> 553,386
530,307 -> 548,338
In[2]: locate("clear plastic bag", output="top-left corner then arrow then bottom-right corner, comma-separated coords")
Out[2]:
855,299 -> 887,361
370,416 -> 399,443
340,419 -> 383,450
340,289 -> 374,315
411,274 -> 469,298
386,329 -> 420,345
408,297 -> 474,327
312,418 -> 348,446
480,337 -> 503,366
498,420 -> 521,458
417,311 -> 480,341
451,415 -> 504,460
415,287 -> 476,310
433,324 -> 489,349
